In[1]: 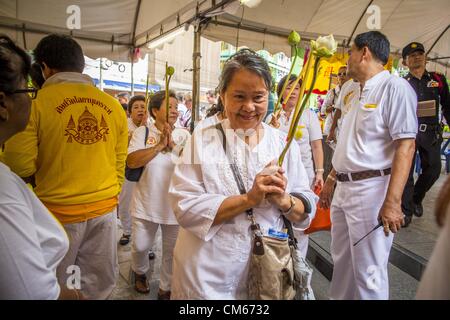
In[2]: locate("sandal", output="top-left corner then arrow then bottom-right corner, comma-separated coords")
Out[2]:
119,234 -> 131,246
133,271 -> 150,294
157,289 -> 171,300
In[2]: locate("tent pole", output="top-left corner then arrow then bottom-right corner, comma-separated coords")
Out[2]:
191,25 -> 202,132
131,58 -> 135,96
346,0 -> 374,47
426,24 -> 449,56
99,58 -> 104,91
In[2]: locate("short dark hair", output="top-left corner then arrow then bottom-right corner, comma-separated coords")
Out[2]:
29,62 -> 45,89
149,90 -> 177,119
0,35 -> 31,93
33,34 -> 85,72
127,95 -> 145,113
218,48 -> 272,94
117,92 -> 130,99
354,31 -> 390,65
277,74 -> 303,98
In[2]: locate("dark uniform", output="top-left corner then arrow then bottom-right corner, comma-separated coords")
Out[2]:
401,42 -> 450,221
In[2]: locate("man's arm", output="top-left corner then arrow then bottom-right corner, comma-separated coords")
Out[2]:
379,138 -> 416,233
327,109 -> 342,142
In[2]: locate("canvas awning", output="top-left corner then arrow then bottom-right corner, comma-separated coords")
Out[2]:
1,0 -> 448,74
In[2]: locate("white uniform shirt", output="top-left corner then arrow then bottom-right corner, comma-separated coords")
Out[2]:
321,86 -> 340,135
332,70 -> 418,173
334,79 -> 360,139
266,108 -> 322,183
128,124 -> 178,225
0,162 -> 69,299
168,119 -> 317,299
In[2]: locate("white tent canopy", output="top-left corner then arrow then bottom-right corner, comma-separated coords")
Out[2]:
201,0 -> 450,73
0,0 -> 228,61
1,0 -> 449,73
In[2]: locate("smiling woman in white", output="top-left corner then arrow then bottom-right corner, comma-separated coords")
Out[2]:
169,49 -> 317,300
126,90 -> 180,299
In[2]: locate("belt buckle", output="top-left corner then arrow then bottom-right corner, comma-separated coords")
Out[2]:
419,124 -> 427,132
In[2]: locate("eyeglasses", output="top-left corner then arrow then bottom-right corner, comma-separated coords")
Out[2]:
9,87 -> 38,99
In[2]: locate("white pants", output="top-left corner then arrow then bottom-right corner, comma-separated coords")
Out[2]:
118,180 -> 135,236
329,175 -> 393,300
131,217 -> 179,291
56,210 -> 118,300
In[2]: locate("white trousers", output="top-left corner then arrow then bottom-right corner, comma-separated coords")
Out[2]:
56,210 -> 118,300
118,180 -> 135,236
329,175 -> 393,300
131,217 -> 179,291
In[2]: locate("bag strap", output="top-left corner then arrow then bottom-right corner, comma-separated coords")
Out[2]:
144,126 -> 149,146
282,215 -> 298,249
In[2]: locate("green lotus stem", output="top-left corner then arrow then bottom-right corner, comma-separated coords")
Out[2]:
273,46 -> 299,116
164,64 -> 175,123
278,57 -> 321,167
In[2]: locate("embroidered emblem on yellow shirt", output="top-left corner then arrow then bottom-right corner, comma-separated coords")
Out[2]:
364,104 -> 378,109
65,107 -> 109,144
343,91 -> 355,106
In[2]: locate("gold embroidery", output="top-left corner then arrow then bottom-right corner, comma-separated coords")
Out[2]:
343,91 -> 354,106
65,107 -> 109,144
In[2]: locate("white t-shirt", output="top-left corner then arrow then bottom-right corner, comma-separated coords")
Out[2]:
266,108 -> 322,182
128,124 -> 179,225
0,162 -> 69,299
127,117 -> 152,134
332,70 -> 418,173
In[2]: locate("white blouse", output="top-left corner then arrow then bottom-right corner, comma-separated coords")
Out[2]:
128,124 -> 178,225
0,162 -> 69,299
168,119 -> 317,299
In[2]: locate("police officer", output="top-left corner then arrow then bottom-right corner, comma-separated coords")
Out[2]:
401,42 -> 450,226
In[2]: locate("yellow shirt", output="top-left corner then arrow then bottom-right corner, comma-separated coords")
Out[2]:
0,74 -> 128,224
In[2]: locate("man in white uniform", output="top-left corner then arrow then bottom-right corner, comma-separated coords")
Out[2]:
328,31 -> 417,300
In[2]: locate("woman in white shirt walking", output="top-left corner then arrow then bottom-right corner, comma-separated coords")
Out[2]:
169,49 -> 317,299
126,90 -> 180,299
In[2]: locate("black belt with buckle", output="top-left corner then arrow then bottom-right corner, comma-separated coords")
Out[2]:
418,123 -> 440,133
336,168 -> 392,182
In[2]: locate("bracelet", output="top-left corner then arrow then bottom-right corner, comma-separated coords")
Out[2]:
328,175 -> 336,182
315,168 -> 324,173
281,195 -> 296,216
